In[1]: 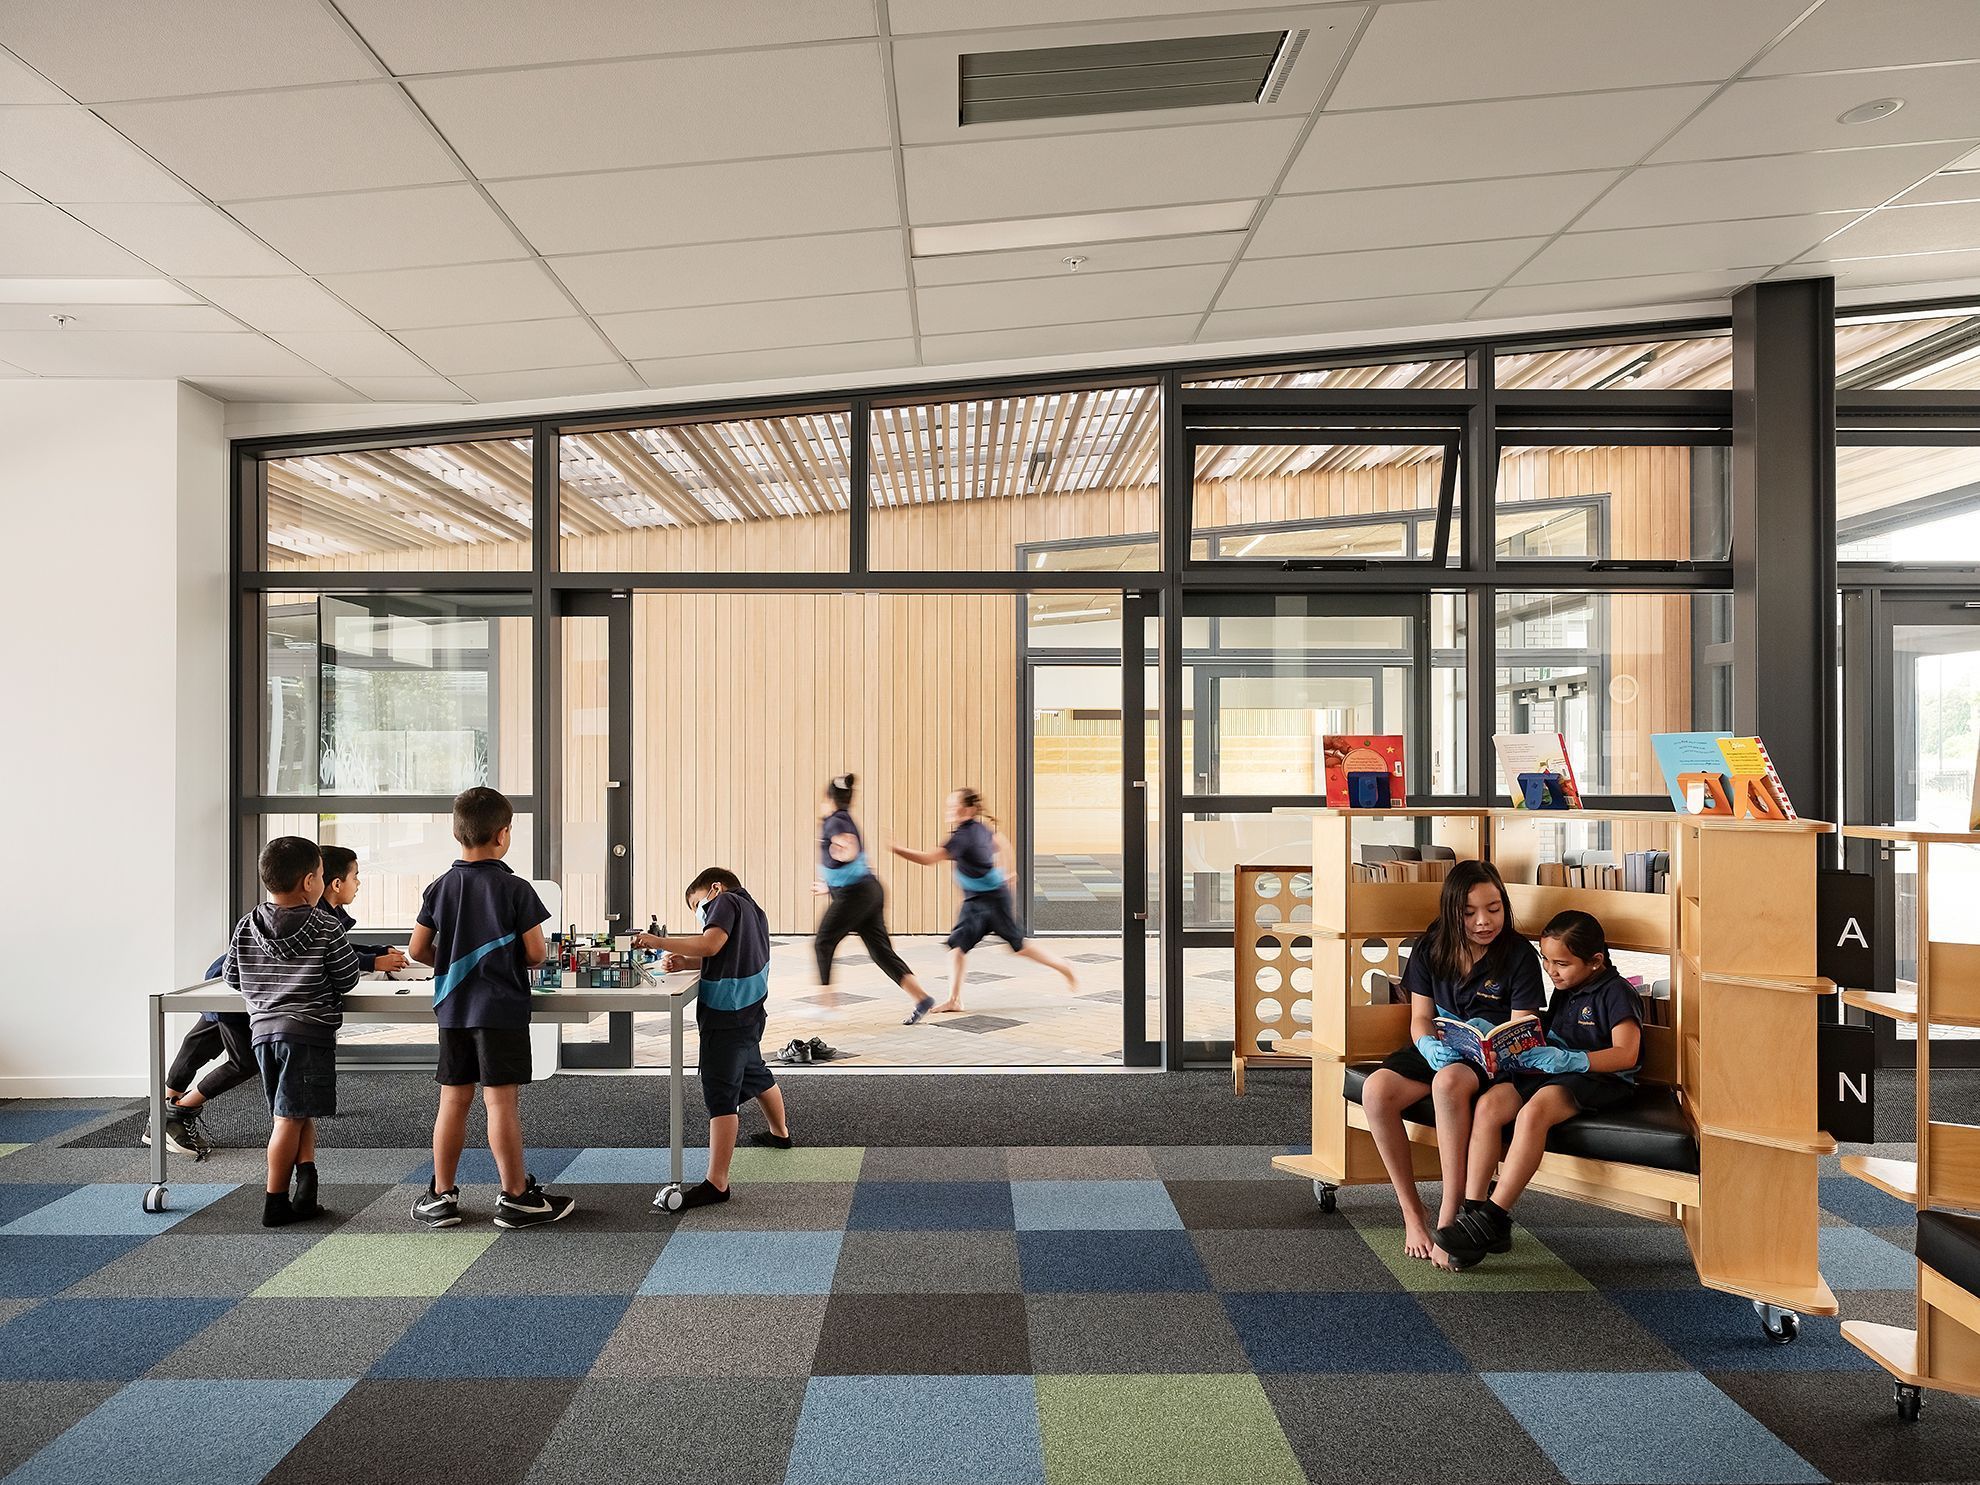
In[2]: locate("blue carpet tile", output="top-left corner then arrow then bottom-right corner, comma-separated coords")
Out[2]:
3,1105 -> 1980,1483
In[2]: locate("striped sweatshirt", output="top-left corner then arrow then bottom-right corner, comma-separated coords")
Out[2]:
224,903 -> 359,1048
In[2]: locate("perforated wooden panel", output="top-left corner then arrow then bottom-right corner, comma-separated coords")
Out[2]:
1234,864 -> 1316,1062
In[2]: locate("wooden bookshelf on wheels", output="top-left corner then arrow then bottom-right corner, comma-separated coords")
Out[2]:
1837,825 -> 1980,1423
1272,806 -> 1837,1342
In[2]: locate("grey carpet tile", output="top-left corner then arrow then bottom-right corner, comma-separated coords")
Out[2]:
0,1382 -> 122,1476
449,1233 -> 669,1297
1190,1229 -> 1405,1294
1025,1292 -> 1252,1374
62,1232 -> 320,1298
170,1184 -> 395,1236
1418,1290 -> 1691,1372
148,1297 -> 433,1380
0,1300 -> 32,1328
1531,1226 -> 1709,1290
0,1148 -> 151,1183
666,1182 -> 856,1233
591,1295 -> 829,1378
810,1291 -> 1031,1376
1004,1145 -> 1161,1181
1167,1178 -> 1350,1229
1265,1372 -> 1569,1485
1146,1145 -> 1290,1181
1706,1368 -> 1980,1483
335,1184 -> 456,1235
855,1147 -> 1010,1182
261,1379 -> 580,1485
1835,1287 -> 1926,1328
829,1231 -> 1024,1295
522,1376 -> 807,1485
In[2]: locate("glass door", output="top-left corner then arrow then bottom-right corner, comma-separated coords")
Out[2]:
559,593 -> 632,1068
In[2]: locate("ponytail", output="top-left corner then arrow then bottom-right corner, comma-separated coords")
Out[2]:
958,786 -> 998,829
1540,909 -> 1609,970
827,773 -> 856,810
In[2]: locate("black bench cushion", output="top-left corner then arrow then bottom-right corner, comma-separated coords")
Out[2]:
1918,1208 -> 1980,1298
1342,1061 -> 1700,1175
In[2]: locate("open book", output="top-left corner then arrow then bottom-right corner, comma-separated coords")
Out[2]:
1434,1015 -> 1545,1077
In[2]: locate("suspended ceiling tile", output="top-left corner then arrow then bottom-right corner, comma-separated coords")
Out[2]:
406,45 -> 892,179
0,301 -> 238,332
1754,0 -> 1980,74
892,0 -> 1310,31
448,362 -> 643,404
0,327 -> 317,376
1473,270 -> 1759,320
340,376 -> 474,403
1652,63 -> 1980,162
101,83 -> 463,202
903,119 -> 1299,224
916,261 -> 1227,335
396,316 -> 620,376
1511,213 -> 1862,285
0,48 -> 67,103
0,175 -> 42,203
921,314 -> 1201,365
1810,198 -> 1980,259
913,231 -> 1242,287
321,260 -> 577,330
0,108 -> 193,202
1577,143 -> 1972,232
183,375 -> 373,403
335,0 -> 876,72
0,0 -> 381,100
178,276 -> 379,334
1284,87 -> 1714,194
0,275 -> 196,304
600,289 -> 915,360
1198,290 -> 1485,343
231,184 -> 530,274
1772,246 -> 1980,287
1334,0 -> 1806,109
67,201 -> 295,276
1250,172 -> 1614,258
488,151 -> 902,257
631,338 -> 918,394
1891,169 -> 1980,207
0,203 -> 153,274
269,328 -> 433,377
550,230 -> 907,317
1219,237 -> 1547,310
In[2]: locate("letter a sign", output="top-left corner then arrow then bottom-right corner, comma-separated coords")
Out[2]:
1817,870 -> 1875,990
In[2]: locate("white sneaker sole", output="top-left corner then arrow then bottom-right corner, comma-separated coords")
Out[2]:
411,1206 -> 462,1228
492,1202 -> 576,1230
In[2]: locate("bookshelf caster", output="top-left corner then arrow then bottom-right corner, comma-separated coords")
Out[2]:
1313,1181 -> 1338,1214
1894,1382 -> 1923,1423
1754,1302 -> 1800,1344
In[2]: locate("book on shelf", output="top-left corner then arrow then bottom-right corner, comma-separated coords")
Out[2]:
1434,1014 -> 1545,1077
1532,849 -> 1665,893
1651,731 -> 1796,819
1637,977 -> 1673,1028
1322,734 -> 1406,809
1353,843 -> 1457,883
1493,731 -> 1583,809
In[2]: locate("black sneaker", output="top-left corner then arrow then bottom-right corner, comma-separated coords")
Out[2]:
148,1101 -> 208,1158
412,1184 -> 462,1228
494,1176 -> 576,1229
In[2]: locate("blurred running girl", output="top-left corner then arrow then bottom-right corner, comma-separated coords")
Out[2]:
813,774 -> 935,1025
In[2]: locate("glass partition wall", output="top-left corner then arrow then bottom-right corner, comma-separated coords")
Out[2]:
231,299 -> 1980,1069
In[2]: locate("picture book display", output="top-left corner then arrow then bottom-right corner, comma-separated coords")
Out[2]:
1493,732 -> 1582,809
1323,734 -> 1406,808
1434,1014 -> 1545,1077
1650,732 -> 1796,820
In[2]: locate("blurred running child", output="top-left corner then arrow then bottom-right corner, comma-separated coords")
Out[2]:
813,773 -> 935,1024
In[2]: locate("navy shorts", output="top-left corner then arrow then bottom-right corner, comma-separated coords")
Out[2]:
435,1027 -> 532,1087
698,1002 -> 774,1118
1500,1070 -> 1638,1112
1376,1041 -> 1487,1090
948,891 -> 1024,952
256,1039 -> 337,1120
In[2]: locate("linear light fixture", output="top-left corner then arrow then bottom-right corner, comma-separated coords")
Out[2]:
960,31 -> 1291,126
911,200 -> 1255,259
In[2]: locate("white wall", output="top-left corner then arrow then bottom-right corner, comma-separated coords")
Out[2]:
0,380 -> 227,1095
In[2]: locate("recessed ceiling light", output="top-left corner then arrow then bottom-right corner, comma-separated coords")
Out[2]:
911,200 -> 1254,258
1838,98 -> 1904,125
0,277 -> 197,305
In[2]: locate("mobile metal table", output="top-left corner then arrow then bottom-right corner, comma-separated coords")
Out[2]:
143,977 -> 702,1213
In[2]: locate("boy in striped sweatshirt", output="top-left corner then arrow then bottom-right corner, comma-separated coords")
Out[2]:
225,836 -> 359,1228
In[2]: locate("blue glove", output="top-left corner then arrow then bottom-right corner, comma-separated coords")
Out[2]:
1466,1017 -> 1496,1035
1415,1034 -> 1459,1071
1518,1045 -> 1590,1075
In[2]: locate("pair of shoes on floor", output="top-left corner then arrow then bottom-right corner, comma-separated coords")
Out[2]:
141,1100 -> 211,1160
777,1036 -> 850,1064
412,1175 -> 576,1230
1435,1198 -> 1513,1270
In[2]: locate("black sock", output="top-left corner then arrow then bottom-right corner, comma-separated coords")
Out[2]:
748,1131 -> 794,1149
262,1191 -> 300,1228
291,1162 -> 319,1215
679,1179 -> 731,1209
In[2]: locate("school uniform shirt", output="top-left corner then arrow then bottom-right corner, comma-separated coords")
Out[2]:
415,860 -> 550,1031
1543,966 -> 1644,1078
697,887 -> 771,1024
225,903 -> 359,1048
818,809 -> 871,889
319,899 -> 391,973
1400,928 -> 1546,1025
945,819 -> 1006,897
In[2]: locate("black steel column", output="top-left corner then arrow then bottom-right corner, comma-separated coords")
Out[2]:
1731,279 -> 1837,821
1464,347 -> 1497,802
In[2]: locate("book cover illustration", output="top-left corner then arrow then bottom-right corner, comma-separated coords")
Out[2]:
1434,1015 -> 1545,1077
1716,736 -> 1797,821
1651,732 -> 1796,819
1323,734 -> 1406,809
1492,732 -> 1583,809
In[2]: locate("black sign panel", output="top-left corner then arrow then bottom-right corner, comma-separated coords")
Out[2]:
1818,869 -> 1876,991
1818,1022 -> 1877,1144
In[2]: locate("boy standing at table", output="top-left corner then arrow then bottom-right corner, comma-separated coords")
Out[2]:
226,836 -> 359,1227
318,845 -> 409,975
408,786 -> 574,1230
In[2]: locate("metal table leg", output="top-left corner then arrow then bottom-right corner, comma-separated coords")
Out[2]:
143,994 -> 169,1212
653,988 -> 687,1213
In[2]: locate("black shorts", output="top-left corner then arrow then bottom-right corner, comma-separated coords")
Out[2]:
1377,1042 -> 1488,1091
698,1002 -> 774,1118
436,1026 -> 532,1087
948,891 -> 1024,952
256,1039 -> 337,1120
1500,1071 -> 1638,1112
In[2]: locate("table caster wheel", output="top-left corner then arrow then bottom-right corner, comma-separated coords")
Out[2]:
1313,1181 -> 1338,1214
1895,1382 -> 1922,1423
142,1185 -> 169,1214
652,1184 -> 684,1213
1753,1301 -> 1798,1344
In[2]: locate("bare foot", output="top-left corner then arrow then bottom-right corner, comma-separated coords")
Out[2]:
1402,1216 -> 1434,1260
1429,1242 -> 1457,1272
935,1002 -> 966,1014
1061,969 -> 1079,993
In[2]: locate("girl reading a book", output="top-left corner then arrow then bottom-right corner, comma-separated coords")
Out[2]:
1361,860 -> 1546,1266
1436,909 -> 1643,1270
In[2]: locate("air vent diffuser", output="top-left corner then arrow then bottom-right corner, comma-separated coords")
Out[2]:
960,31 -> 1293,126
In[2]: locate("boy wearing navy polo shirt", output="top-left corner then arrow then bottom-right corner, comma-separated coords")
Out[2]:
636,868 -> 791,1209
407,787 -> 573,1230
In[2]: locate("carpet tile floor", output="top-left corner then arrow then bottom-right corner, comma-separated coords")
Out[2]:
3,1111 -> 1979,1483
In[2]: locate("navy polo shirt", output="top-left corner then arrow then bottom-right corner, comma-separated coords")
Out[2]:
819,809 -> 870,889
945,819 -> 1005,897
1544,967 -> 1644,1075
698,886 -> 771,1023
415,859 -> 550,1030
1401,929 -> 1546,1024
